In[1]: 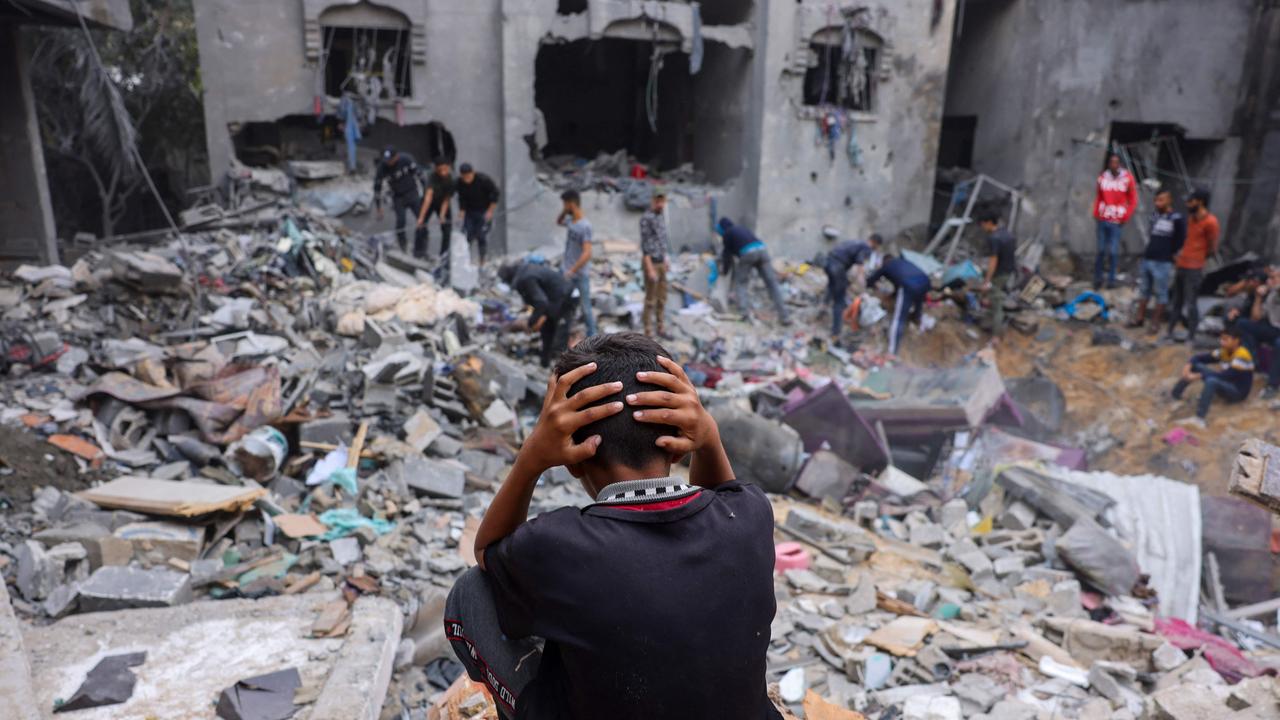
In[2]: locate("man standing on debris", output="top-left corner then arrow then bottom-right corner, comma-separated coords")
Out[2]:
822,229 -> 880,338
639,189 -> 671,338
558,190 -> 597,336
979,210 -> 1017,339
1130,189 -> 1185,331
1171,325 -> 1254,428
373,146 -> 427,255
457,162 -> 501,268
866,253 -> 930,356
418,158 -> 457,270
1092,153 -> 1138,289
716,217 -> 791,325
499,261 -> 576,368
444,333 -> 781,720
1235,266 -> 1280,399
1167,188 -> 1220,344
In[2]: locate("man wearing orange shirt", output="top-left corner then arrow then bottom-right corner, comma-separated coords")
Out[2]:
1166,188 -> 1220,344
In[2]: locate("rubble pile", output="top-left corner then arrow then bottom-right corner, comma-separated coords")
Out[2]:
0,198 -> 1277,719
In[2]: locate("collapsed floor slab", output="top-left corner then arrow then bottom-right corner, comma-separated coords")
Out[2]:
21,592 -> 400,720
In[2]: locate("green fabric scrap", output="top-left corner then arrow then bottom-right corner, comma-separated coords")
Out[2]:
318,508 -> 393,541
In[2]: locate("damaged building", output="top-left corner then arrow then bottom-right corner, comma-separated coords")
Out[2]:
194,0 -> 957,259
0,0 -> 132,265
938,0 -> 1280,258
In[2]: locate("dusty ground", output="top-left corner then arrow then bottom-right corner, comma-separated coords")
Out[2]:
0,428 -> 90,503
901,305 -> 1279,497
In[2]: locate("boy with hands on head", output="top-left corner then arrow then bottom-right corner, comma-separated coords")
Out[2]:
444,332 -> 781,720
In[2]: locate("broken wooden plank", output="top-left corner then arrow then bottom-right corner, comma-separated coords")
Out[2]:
78,477 -> 266,517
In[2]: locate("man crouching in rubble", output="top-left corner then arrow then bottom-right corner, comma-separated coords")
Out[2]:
443,332 -> 782,719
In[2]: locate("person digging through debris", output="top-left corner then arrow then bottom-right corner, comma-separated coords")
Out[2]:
1130,189 -> 1185,331
443,333 -> 781,720
1092,153 -> 1138,290
419,159 -> 457,277
1171,324 -> 1255,428
457,162 -> 501,268
822,229 -> 880,339
499,261 -> 578,368
639,188 -> 671,338
866,252 -> 930,356
716,217 -> 791,325
979,210 -> 1017,339
373,146 -> 428,255
1166,187 -> 1220,344
558,190 -> 597,337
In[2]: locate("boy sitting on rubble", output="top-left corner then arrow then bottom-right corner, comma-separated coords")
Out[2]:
1171,325 -> 1255,428
444,332 -> 782,719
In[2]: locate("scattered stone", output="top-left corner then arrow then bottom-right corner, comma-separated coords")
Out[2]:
77,566 -> 192,612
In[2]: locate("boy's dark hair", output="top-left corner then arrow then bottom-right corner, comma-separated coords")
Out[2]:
553,333 -> 678,471
867,233 -> 884,246
497,262 -> 519,285
1190,187 -> 1211,208
561,189 -> 581,205
1222,324 -> 1243,340
977,211 -> 1001,225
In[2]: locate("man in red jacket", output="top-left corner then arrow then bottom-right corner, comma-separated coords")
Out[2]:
1093,153 -> 1139,289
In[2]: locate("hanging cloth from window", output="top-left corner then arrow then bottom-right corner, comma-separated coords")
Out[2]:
340,93 -> 363,172
689,2 -> 704,74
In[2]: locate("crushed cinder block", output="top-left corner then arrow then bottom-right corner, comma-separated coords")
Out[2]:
482,399 -> 515,428
77,566 -> 192,612
392,456 -> 466,499
329,537 -> 362,566
1152,642 -> 1187,672
794,449 -> 857,501
300,413 -> 352,446
993,555 -> 1025,577
113,521 -> 203,564
909,522 -> 948,549
403,409 -> 442,453
903,694 -> 962,720
938,498 -> 969,534
999,500 -> 1036,531
1047,579 -> 1084,618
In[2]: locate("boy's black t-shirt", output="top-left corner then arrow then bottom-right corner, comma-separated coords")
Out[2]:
482,481 -> 782,720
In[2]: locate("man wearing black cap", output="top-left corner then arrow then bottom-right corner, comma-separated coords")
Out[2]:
374,146 -> 427,254
822,230 -> 880,338
457,163 -> 501,267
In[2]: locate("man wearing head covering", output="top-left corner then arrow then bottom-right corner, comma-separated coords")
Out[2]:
373,146 -> 427,254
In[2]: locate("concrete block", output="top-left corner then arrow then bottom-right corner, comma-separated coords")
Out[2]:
402,409 -> 441,452
1087,664 -> 1126,705
395,456 -> 466,499
794,449 -> 857,501
910,522 -> 948,549
1152,683 -> 1231,719
114,520 -> 204,564
300,413 -> 352,446
34,521 -> 132,569
982,699 -> 1039,720
1152,642 -> 1187,672
15,540 -> 53,601
482,399 -> 515,428
999,500 -> 1036,530
457,450 -> 507,482
845,574 -> 878,615
993,555 -> 1025,577
938,499 -> 969,533
1047,579 -> 1085,618
77,566 -> 193,612
428,433 -> 464,457
956,550 -> 993,574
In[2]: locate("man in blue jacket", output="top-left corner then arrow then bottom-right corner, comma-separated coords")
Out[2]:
867,253 -> 930,356
716,218 -> 790,325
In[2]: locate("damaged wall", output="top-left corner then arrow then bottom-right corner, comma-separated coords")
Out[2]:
0,25 -> 56,264
942,0 -> 1272,258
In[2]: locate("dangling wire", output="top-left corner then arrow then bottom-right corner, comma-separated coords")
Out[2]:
645,18 -> 667,134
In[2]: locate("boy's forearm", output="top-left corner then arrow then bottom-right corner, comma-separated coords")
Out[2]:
474,453 -> 544,559
688,428 -> 734,489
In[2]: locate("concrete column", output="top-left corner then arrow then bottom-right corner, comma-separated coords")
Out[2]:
0,24 -> 59,265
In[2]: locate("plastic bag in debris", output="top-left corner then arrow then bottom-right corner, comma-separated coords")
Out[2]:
305,447 -> 357,495
859,294 -> 886,326
1055,518 -> 1140,596
317,508 -> 393,541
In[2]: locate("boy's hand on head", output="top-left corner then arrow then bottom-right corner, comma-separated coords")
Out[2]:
628,356 -> 719,462
522,362 -> 624,473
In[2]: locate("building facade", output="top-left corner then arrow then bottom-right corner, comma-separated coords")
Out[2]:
195,0 -> 957,260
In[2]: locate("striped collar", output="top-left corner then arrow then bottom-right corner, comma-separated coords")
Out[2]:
593,477 -> 699,505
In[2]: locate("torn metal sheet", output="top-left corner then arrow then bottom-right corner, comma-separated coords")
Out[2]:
782,383 -> 888,472
1054,468 -> 1202,622
54,651 -> 146,713
855,364 -> 1006,431
215,667 -> 300,720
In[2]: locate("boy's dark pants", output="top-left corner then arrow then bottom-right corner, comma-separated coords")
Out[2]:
444,567 -> 542,720
1172,362 -> 1248,418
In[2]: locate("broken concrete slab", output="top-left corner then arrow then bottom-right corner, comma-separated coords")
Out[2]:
392,456 -> 466,499
1229,438 -> 1280,515
794,449 -> 857,501
300,413 -> 352,447
78,477 -> 266,517
76,566 -> 193,612
402,409 -> 441,453
0,582 -> 41,720
22,592 -> 400,720
112,521 -> 203,564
